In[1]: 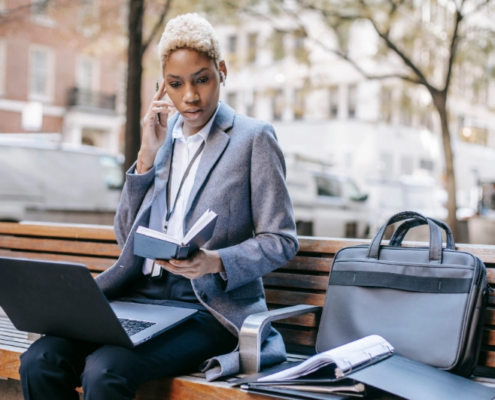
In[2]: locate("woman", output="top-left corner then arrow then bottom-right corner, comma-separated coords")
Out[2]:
19,13 -> 298,400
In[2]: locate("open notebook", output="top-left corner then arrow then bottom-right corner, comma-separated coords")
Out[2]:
134,209 -> 218,260
258,335 -> 394,382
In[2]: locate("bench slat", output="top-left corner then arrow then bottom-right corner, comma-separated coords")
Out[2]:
264,272 -> 328,291
266,289 -> 325,307
281,256 -> 333,272
0,222 -> 116,241
268,307 -> 320,328
275,326 -> 317,347
479,351 -> 495,368
136,374 -> 269,400
0,249 -> 116,272
298,237 -> 495,264
0,235 -> 121,257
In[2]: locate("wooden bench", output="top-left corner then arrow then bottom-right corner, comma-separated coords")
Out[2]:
0,221 -> 495,399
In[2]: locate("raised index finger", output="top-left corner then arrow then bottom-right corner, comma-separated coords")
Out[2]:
153,80 -> 167,101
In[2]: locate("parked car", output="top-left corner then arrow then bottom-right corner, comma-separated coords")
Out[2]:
286,157 -> 369,238
363,176 -> 448,240
0,138 -> 122,223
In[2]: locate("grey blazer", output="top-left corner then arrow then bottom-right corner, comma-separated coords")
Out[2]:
95,102 -> 299,380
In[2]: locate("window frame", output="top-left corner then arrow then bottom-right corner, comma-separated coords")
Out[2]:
28,44 -> 55,103
0,38 -> 5,96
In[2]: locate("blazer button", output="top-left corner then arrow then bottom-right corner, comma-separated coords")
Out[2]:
201,292 -> 208,302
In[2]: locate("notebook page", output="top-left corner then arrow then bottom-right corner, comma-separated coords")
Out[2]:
258,335 -> 393,382
136,226 -> 182,245
183,209 -> 217,244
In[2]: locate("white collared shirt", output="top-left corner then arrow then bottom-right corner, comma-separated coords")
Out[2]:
142,103 -> 220,275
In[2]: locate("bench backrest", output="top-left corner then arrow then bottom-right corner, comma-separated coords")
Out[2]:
1,222 -> 494,372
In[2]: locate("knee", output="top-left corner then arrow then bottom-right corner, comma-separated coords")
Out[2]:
81,349 -> 138,397
19,337 -> 63,379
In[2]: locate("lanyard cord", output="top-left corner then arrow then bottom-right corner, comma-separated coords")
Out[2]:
164,139 -> 206,232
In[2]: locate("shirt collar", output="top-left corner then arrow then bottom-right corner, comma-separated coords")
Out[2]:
172,101 -> 221,142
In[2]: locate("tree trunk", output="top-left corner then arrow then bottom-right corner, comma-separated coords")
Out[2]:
124,0 -> 145,173
431,91 -> 459,241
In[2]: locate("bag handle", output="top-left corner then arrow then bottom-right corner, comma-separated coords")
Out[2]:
389,217 -> 456,250
367,211 -> 443,264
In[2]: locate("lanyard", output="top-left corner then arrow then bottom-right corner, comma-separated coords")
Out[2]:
163,138 -> 205,233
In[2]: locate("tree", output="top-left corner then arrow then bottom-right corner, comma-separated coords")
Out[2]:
231,0 -> 495,239
124,0 -> 173,173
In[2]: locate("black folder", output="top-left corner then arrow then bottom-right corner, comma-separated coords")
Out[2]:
234,356 -> 495,400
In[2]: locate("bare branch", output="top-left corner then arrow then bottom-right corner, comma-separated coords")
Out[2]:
141,0 -> 172,55
464,0 -> 493,17
364,13 -> 437,91
306,29 -> 421,84
443,4 -> 465,94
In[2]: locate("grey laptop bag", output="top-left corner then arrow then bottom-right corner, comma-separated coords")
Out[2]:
316,211 -> 489,376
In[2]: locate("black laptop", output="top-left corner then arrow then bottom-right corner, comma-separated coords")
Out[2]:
0,257 -> 197,348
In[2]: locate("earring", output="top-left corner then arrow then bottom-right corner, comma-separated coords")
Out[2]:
220,71 -> 226,87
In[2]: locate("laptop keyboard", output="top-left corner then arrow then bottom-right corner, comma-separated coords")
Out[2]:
118,318 -> 156,336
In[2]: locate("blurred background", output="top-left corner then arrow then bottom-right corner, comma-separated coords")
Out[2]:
0,0 -> 494,244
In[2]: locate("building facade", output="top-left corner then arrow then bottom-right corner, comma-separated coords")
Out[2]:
214,5 -> 495,210
0,0 -> 126,154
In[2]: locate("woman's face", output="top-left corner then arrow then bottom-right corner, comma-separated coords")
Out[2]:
163,48 -> 226,134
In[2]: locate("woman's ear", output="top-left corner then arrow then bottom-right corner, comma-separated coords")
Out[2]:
219,60 -> 227,85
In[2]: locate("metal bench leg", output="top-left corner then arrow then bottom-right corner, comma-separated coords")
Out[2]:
239,304 -> 321,374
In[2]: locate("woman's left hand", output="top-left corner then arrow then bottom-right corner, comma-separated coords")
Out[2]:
155,249 -> 224,280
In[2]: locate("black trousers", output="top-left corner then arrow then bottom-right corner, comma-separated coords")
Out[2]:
19,310 -> 237,400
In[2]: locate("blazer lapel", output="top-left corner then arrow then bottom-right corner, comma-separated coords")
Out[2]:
184,103 -> 235,223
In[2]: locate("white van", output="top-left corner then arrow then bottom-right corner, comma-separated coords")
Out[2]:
0,138 -> 122,224
364,176 -> 448,240
286,157 -> 369,238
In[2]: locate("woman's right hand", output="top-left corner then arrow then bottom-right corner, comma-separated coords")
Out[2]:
137,81 -> 175,174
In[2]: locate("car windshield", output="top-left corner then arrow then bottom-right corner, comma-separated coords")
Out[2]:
341,179 -> 361,200
315,176 -> 341,197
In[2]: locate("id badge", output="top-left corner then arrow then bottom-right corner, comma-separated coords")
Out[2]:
150,261 -> 163,281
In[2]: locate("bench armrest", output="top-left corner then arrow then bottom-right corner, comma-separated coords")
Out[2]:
239,304 -> 322,374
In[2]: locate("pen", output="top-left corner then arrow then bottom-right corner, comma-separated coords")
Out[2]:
156,82 -> 161,124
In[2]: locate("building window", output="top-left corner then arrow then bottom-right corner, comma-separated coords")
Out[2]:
380,86 -> 393,123
272,89 -> 284,121
77,57 -> 99,91
459,126 -> 488,146
329,86 -> 339,118
293,88 -> 305,120
293,29 -> 308,63
226,92 -> 237,110
0,39 -> 5,95
399,91 -> 412,126
400,156 -> 414,175
29,46 -> 54,101
227,35 -> 237,54
247,33 -> 257,64
379,153 -> 393,176
419,158 -> 434,171
246,91 -> 257,118
272,30 -> 285,61
348,84 -> 357,119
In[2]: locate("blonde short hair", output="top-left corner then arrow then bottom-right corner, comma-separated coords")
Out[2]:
157,13 -> 222,69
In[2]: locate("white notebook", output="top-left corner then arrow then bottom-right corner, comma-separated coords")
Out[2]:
258,335 -> 394,382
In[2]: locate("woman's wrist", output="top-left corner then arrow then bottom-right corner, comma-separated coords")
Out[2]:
136,149 -> 157,174
203,249 -> 225,274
